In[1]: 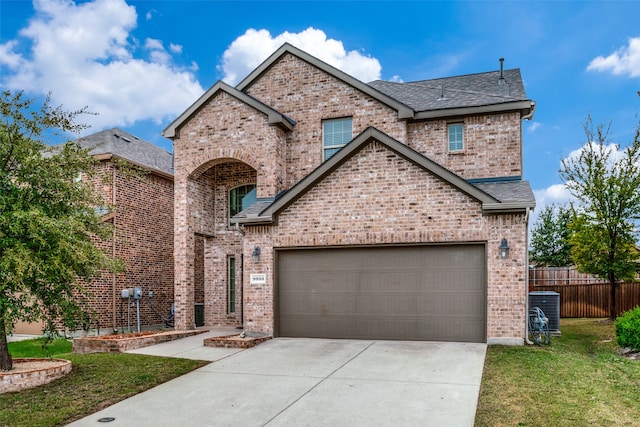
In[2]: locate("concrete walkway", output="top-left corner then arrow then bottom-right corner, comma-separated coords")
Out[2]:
67,332 -> 487,427
7,334 -> 41,342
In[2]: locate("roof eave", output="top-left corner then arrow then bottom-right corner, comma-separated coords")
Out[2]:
482,201 -> 536,214
413,100 -> 535,120
95,154 -> 174,179
229,215 -> 274,225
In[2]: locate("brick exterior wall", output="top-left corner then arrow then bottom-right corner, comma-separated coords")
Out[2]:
238,140 -> 528,341
407,113 -> 523,180
171,50 -> 530,344
174,154 -> 255,328
244,53 -> 407,188
79,160 -> 174,334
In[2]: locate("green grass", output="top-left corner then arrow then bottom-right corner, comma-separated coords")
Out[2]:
475,318 -> 640,427
6,321 -> 638,426
5,337 -> 72,358
1,339 -> 209,427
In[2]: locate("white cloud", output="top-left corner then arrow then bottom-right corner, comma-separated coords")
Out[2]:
0,0 -> 203,131
527,122 -> 541,132
145,8 -> 160,21
565,141 -> 628,166
587,36 -> 640,78
534,184 -> 573,206
169,43 -> 183,54
144,38 -> 164,51
530,184 -> 575,231
145,37 -> 171,64
220,27 -> 382,85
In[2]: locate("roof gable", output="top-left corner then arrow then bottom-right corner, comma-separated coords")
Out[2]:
232,127 -> 528,225
235,43 -> 414,120
162,81 -> 295,139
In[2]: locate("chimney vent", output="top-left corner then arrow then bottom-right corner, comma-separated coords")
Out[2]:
498,58 -> 506,85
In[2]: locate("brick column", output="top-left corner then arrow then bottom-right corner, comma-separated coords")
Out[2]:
174,176 -> 195,330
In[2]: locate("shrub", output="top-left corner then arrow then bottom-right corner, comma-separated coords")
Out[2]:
615,306 -> 640,350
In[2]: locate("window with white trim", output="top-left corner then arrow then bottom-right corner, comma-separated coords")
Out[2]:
323,117 -> 352,160
448,123 -> 464,152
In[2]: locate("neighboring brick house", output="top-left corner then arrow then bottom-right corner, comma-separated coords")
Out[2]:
163,44 -> 536,345
14,128 -> 175,335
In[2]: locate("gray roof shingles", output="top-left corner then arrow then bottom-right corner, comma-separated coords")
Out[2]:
69,128 -> 173,175
231,199 -> 275,220
473,180 -> 535,206
367,69 -> 527,112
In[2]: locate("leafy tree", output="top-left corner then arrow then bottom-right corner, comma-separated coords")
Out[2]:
530,204 -> 573,266
0,91 -> 121,370
560,117 -> 640,320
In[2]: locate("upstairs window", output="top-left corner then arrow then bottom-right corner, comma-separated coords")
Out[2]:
448,123 -> 464,152
229,184 -> 256,218
323,117 -> 352,160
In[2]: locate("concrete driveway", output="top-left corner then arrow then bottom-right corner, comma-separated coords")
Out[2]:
67,335 -> 486,426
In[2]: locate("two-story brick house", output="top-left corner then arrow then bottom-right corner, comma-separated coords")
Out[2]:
164,44 -> 536,345
14,128 -> 176,336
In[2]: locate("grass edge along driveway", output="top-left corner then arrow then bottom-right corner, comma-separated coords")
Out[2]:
0,339 -> 208,427
3,319 -> 639,427
475,318 -> 640,427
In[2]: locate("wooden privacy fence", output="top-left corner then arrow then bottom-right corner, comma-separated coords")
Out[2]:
529,267 -> 640,317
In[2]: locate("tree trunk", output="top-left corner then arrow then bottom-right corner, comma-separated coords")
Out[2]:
0,316 -> 13,371
609,270 -> 618,321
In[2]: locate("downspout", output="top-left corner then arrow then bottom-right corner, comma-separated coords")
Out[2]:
524,206 -> 533,345
522,101 -> 536,120
522,102 -> 535,345
239,254 -> 244,330
112,164 -> 117,333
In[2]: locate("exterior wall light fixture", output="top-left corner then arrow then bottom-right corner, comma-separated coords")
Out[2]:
499,238 -> 510,259
252,246 -> 261,263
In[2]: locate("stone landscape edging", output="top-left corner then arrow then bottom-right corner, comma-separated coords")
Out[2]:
1,358 -> 72,394
72,330 -> 206,354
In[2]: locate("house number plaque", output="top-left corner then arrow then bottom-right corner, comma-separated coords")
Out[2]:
250,274 -> 266,285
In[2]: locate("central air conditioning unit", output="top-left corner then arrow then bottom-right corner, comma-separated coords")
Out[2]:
528,291 -> 560,334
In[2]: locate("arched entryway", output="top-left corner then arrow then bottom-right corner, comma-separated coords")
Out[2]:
176,158 -> 256,330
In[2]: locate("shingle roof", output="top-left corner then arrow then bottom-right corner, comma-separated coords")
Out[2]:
368,69 -> 528,113
473,180 -> 536,207
70,128 -> 173,176
231,198 -> 275,220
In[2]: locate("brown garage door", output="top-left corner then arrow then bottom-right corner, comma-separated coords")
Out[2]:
277,244 -> 486,342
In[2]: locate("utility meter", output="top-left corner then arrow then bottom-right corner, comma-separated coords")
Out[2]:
133,287 -> 143,300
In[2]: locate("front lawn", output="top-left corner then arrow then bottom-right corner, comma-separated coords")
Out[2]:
0,338 -> 208,427
475,318 -> 640,426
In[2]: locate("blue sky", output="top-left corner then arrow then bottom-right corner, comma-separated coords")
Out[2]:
2,0 -> 640,223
